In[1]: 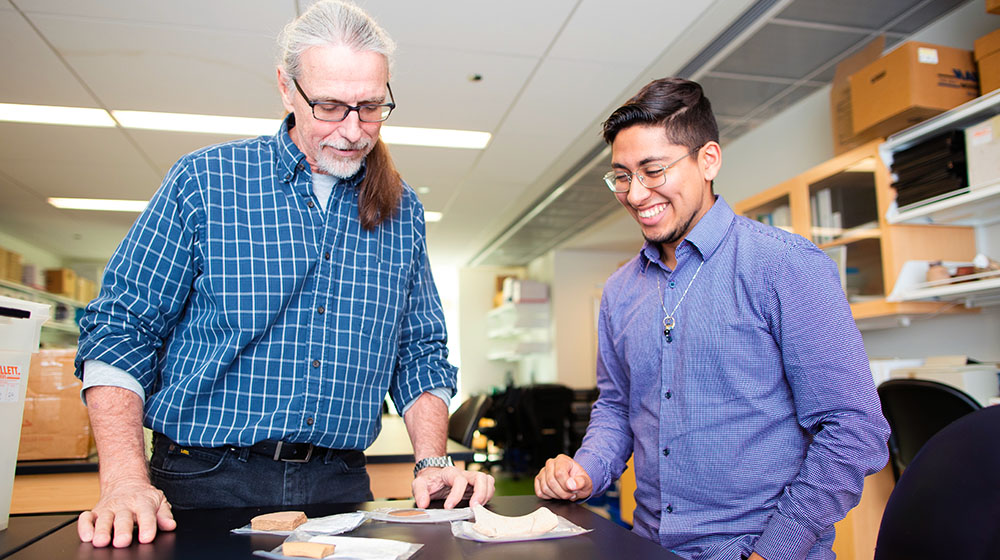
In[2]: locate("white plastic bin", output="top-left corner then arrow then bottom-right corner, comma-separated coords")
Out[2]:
0,295 -> 51,531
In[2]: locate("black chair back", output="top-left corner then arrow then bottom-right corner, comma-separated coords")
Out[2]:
448,393 -> 492,447
877,378 -> 981,480
874,404 -> 1000,559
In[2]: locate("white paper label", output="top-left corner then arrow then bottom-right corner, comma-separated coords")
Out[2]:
969,122 -> 994,147
917,47 -> 939,64
0,364 -> 21,403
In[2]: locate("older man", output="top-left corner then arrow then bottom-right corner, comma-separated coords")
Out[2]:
76,1 -> 492,548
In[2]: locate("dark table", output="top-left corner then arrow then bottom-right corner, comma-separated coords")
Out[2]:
6,495 -> 680,559
0,514 -> 77,559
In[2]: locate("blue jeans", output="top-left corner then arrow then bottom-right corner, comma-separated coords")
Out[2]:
149,434 -> 374,509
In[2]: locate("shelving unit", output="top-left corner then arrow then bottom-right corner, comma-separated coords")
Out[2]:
876,89 -> 1000,309
485,302 -> 550,361
882,89 -> 1000,226
735,140 -> 978,330
0,278 -> 84,338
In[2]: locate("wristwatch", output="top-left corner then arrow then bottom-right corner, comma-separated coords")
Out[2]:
413,455 -> 454,476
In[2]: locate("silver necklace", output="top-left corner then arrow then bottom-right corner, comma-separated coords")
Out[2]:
655,260 -> 704,343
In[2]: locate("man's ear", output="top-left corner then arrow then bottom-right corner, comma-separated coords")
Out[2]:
276,67 -> 295,115
700,141 -> 722,182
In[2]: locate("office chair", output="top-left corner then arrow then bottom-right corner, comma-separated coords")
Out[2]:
876,378 -> 981,481
873,404 -> 1000,560
448,393 -> 492,447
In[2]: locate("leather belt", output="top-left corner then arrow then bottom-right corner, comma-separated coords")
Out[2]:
247,440 -> 325,462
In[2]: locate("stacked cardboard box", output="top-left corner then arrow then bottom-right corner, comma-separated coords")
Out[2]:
974,29 -> 1000,95
45,268 -> 77,298
849,42 -> 978,139
18,348 -> 93,460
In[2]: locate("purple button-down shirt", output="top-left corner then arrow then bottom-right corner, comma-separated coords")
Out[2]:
575,197 -> 889,560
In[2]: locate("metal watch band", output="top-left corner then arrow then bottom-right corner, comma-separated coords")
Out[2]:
413,455 -> 454,476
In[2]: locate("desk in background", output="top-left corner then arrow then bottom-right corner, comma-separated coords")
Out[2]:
11,415 -> 473,513
4,495 -> 679,560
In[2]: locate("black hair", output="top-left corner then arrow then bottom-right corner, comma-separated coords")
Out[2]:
602,77 -> 719,149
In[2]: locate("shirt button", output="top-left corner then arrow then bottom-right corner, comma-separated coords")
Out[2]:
307,200 -> 315,209
662,447 -> 669,457
312,360 -> 320,368
665,504 -> 674,514
669,281 -> 676,289
316,306 -> 325,315
296,163 -> 305,171
324,252 -> 331,260
306,417 -> 314,426
664,390 -> 672,399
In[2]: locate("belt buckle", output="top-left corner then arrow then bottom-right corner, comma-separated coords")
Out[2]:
273,441 -> 313,462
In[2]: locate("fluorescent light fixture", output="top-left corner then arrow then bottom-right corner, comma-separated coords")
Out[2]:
0,103 -> 116,127
381,126 -> 491,149
48,198 -> 148,212
424,211 -> 443,222
2,103 -> 491,149
113,110 -> 280,136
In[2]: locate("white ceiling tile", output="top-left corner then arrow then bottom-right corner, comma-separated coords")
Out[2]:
388,46 -> 538,131
2,157 -> 160,200
16,0 -> 296,34
0,11 -> 99,106
0,121 -> 150,164
32,14 -> 285,116
126,129 -> 268,174
548,1 -> 714,64
357,0 -> 577,57
499,58 -> 643,142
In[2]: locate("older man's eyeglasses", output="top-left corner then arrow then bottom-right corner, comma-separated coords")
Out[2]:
293,79 -> 396,123
603,147 -> 700,193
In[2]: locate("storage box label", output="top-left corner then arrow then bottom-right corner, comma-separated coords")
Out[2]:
0,364 -> 21,402
917,47 -> 939,64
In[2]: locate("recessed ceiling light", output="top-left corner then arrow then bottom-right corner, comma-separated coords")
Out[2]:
0,103 -> 116,127
48,198 -> 148,212
424,211 -> 443,222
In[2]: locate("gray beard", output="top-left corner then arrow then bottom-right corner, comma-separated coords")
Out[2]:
316,140 -> 373,178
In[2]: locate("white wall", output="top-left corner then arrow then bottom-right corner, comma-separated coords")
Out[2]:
457,265 -> 524,398
718,1 -> 1000,363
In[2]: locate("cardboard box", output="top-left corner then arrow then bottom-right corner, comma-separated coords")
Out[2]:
830,36 -> 886,155
974,29 -> 1000,95
18,348 -> 93,460
6,250 -> 22,284
988,0 -> 1000,15
0,247 -> 8,282
965,113 -> 1000,188
45,268 -> 76,298
850,42 -> 978,138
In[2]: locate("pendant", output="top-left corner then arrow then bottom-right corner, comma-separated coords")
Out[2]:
663,316 -> 675,343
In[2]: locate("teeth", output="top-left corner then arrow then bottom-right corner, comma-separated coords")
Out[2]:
638,204 -> 665,218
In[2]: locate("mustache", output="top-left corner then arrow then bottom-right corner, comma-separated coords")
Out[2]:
320,139 -> 372,151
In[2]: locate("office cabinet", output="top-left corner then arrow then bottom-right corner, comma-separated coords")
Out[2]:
734,140 -> 977,329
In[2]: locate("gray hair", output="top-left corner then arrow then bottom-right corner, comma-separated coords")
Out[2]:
277,0 -> 396,85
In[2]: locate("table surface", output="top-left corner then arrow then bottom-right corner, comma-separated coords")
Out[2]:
6,495 -> 680,560
0,514 -> 76,559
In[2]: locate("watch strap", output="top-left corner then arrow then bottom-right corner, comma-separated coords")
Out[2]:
413,455 -> 454,476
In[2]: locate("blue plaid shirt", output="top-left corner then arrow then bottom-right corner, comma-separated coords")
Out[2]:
576,197 -> 889,560
76,115 -> 456,450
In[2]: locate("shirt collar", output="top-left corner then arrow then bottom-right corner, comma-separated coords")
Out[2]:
275,113 -> 366,190
639,195 -> 735,272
